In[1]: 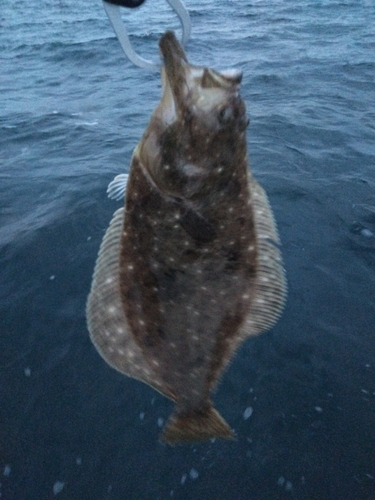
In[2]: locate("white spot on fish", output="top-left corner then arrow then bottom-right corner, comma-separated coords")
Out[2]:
127,264 -> 134,270
24,367 -> 31,377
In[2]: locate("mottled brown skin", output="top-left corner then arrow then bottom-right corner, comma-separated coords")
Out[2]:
118,33 -> 257,418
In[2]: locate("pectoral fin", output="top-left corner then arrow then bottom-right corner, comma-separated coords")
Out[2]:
107,173 -> 129,201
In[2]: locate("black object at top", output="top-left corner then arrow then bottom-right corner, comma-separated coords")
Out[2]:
104,0 -> 146,7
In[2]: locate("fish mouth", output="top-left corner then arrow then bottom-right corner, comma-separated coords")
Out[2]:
159,31 -> 188,72
159,31 -> 189,115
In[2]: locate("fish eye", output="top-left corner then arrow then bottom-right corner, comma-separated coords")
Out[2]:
218,107 -> 233,125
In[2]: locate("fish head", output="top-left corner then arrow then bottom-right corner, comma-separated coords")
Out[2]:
158,30 -> 248,135
139,31 -> 249,199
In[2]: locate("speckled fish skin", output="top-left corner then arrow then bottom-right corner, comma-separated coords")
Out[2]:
87,31 -> 286,444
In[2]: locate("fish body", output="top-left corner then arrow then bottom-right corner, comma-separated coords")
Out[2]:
87,31 -> 286,444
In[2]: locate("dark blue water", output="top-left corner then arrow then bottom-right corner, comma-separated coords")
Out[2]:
1,0 -> 375,498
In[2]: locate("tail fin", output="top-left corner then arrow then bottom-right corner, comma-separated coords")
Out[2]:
160,405 -> 235,445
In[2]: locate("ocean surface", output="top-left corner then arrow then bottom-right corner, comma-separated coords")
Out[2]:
1,0 -> 375,498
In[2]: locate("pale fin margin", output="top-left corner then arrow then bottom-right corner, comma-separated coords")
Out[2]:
242,179 -> 287,337
107,173 -> 129,201
161,404 -> 235,445
86,208 -> 170,397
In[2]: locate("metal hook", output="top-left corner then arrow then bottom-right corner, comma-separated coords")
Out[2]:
103,0 -> 191,71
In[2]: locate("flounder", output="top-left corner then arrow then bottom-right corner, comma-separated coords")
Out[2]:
87,31 -> 286,444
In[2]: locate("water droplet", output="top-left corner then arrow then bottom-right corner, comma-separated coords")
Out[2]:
53,481 -> 65,495
243,407 -> 253,420
189,468 -> 199,480
3,464 -> 11,477
277,476 -> 285,486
